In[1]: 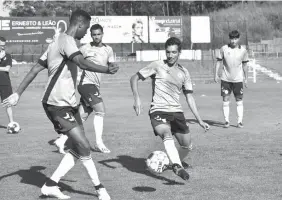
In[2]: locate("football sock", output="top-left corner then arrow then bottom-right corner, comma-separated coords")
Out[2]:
223,101 -> 230,122
178,144 -> 193,161
50,152 -> 77,183
93,113 -> 105,144
57,134 -> 68,146
236,101 -> 243,123
163,136 -> 182,167
81,156 -> 101,186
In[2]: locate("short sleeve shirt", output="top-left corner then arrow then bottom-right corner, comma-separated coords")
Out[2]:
138,60 -> 193,113
41,33 -> 82,107
217,44 -> 249,82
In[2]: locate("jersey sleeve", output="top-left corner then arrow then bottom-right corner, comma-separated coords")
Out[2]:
182,69 -> 193,94
216,46 -> 224,61
137,62 -> 157,81
79,44 -> 87,58
242,49 -> 249,63
38,48 -> 48,68
61,36 -> 82,60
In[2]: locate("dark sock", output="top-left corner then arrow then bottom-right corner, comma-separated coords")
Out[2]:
94,183 -> 104,190
45,178 -> 58,187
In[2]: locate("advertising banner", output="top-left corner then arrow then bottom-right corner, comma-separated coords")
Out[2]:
80,16 -> 148,44
191,16 -> 211,43
149,16 -> 182,43
0,17 -> 69,44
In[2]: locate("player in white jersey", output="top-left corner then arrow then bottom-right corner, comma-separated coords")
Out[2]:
53,24 -> 115,154
78,24 -> 115,153
3,10 -> 119,200
130,37 -> 210,181
214,30 -> 249,128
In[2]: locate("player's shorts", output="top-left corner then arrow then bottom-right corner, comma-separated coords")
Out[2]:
221,80 -> 243,98
78,84 -> 103,109
42,103 -> 83,134
0,84 -> 12,102
149,111 -> 190,136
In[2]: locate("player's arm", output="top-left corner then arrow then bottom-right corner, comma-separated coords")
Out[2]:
2,62 -> 45,107
0,54 -> 12,72
214,48 -> 224,83
130,73 -> 142,116
184,93 -> 209,131
242,50 -> 249,87
72,53 -> 118,74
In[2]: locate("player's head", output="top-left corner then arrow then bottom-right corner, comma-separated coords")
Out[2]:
90,24 -> 103,45
69,9 -> 91,40
165,37 -> 182,66
229,30 -> 240,47
132,20 -> 143,36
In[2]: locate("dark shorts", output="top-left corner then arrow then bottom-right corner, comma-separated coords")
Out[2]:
149,111 -> 190,136
78,84 -> 103,109
221,80 -> 243,98
0,84 -> 12,102
42,103 -> 83,134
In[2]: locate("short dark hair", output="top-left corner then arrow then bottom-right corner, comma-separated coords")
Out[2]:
90,24 -> 103,33
132,20 -> 143,29
229,30 -> 240,39
165,37 -> 182,51
0,36 -> 6,42
70,9 -> 91,26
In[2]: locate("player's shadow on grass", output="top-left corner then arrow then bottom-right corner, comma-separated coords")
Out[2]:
99,155 -> 184,186
0,166 -> 96,198
186,119 -> 237,128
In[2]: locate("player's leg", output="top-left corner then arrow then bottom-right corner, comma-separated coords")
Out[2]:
2,85 -> 14,123
41,105 -> 110,199
92,102 -> 110,153
150,112 -> 189,180
221,80 -> 231,127
234,82 -> 244,128
53,133 -> 68,154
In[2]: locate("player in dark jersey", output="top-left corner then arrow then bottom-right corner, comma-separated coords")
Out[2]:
3,10 -> 118,200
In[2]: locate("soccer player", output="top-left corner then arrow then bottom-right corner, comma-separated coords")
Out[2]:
3,10 -> 118,200
130,37 -> 210,181
214,30 -> 249,128
0,37 -> 16,129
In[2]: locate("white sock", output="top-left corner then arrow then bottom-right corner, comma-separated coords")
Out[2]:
223,101 -> 230,122
56,134 -> 68,145
81,156 -> 101,186
178,144 -> 193,161
50,152 -> 78,183
93,113 -> 104,144
236,101 -> 243,123
163,136 -> 182,167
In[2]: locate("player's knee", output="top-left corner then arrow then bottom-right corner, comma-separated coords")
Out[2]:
223,101 -> 230,107
236,100 -> 243,106
75,140 -> 91,156
180,143 -> 193,151
95,111 -> 105,117
236,96 -> 243,102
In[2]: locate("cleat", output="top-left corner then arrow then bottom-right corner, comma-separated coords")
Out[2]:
54,139 -> 66,155
164,161 -> 192,171
97,188 -> 111,200
172,163 -> 190,181
223,122 -> 230,128
96,143 -> 111,153
237,122 -> 244,128
41,184 -> 70,199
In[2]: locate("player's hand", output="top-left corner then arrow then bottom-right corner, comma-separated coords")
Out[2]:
214,75 -> 219,83
199,121 -> 210,132
244,79 -> 248,88
107,63 -> 119,74
2,93 -> 20,107
133,97 -> 142,116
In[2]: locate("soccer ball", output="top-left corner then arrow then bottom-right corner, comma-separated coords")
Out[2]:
146,151 -> 170,174
7,122 -> 21,134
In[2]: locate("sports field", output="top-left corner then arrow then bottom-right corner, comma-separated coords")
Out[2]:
0,66 -> 281,200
